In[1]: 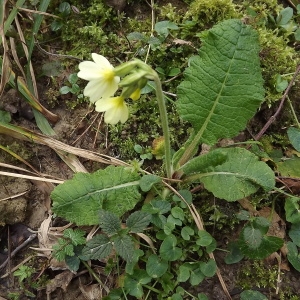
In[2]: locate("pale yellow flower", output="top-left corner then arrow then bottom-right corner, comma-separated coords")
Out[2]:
77,53 -> 120,103
95,96 -> 129,125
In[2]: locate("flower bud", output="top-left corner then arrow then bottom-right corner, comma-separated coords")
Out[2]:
119,69 -> 148,87
114,60 -> 139,77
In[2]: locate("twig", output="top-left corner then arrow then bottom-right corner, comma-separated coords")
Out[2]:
255,64 -> 300,140
0,234 -> 37,271
145,0 -> 155,64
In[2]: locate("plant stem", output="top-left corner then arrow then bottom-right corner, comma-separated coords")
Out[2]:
287,95 -> 300,128
82,260 -> 110,294
152,72 -> 172,178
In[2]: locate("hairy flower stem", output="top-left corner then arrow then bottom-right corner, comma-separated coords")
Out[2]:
152,72 -> 172,178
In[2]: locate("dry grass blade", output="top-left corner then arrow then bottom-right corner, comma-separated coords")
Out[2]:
0,0 -> 11,98
0,122 -> 129,167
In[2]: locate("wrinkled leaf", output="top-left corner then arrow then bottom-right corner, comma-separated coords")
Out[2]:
51,166 -> 141,225
113,235 -> 135,262
81,235 -> 112,260
126,211 -> 152,233
187,148 -> 275,201
99,210 -> 121,235
177,19 -> 264,147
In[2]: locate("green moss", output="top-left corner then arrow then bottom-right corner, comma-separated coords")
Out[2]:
237,261 -> 279,290
186,0 -> 239,27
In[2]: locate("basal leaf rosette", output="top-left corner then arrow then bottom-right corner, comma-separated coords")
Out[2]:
51,166 -> 141,225
177,19 -> 265,147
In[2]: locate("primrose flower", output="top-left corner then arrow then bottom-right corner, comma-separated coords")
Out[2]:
95,96 -> 128,125
78,53 -> 120,103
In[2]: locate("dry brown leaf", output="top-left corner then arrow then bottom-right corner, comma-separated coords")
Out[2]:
79,281 -> 103,300
46,270 -> 74,295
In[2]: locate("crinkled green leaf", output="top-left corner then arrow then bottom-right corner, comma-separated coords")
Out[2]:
177,19 -> 264,147
113,235 -> 135,262
99,210 -> 121,235
51,166 -> 141,225
188,148 -> 275,201
63,228 -> 86,246
126,211 -> 152,233
80,235 -> 113,260
238,225 -> 283,259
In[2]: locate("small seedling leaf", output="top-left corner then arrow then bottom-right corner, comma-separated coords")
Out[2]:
81,235 -> 113,260
238,226 -> 283,259
160,234 -> 182,261
224,242 -> 244,264
60,86 -> 71,94
139,174 -> 161,192
287,127 -> 300,152
276,7 -> 294,25
65,255 -> 80,272
197,230 -> 213,246
146,254 -> 168,278
287,241 -> 300,272
199,259 -> 217,277
285,197 -> 300,224
240,290 -> 268,300
126,211 -> 151,232
289,223 -> 300,246
181,226 -> 194,240
171,207 -> 185,221
51,166 -> 141,225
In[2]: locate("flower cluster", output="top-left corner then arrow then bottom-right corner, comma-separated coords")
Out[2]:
78,53 -> 150,124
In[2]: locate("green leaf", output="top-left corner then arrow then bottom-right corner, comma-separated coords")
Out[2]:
127,32 -> 146,41
155,20 -> 178,38
199,259 -> 217,277
142,200 -> 171,215
99,210 -> 121,235
139,175 -> 161,192
238,225 -> 283,259
0,110 -> 11,123
146,254 -> 168,278
240,290 -> 268,300
81,235 -> 113,260
277,157 -> 300,178
181,149 -> 227,175
177,19 -> 264,148
289,223 -> 300,246
287,241 -> 300,272
178,263 -> 193,282
276,7 -> 294,25
65,255 -> 80,272
198,294 -> 209,300
68,73 -> 78,84
14,266 -> 34,283
253,217 -> 270,235
126,211 -> 151,233
224,242 -> 244,264
190,267 -> 205,286
168,68 -> 181,77
124,270 -> 151,298
164,221 -> 175,235
51,166 -> 141,225
60,86 -> 71,94
190,148 -> 275,201
160,234 -> 183,261
287,127 -> 300,152
171,207 -> 185,221
285,197 -> 300,224
63,228 -> 86,246
125,249 -> 144,275
113,235 -> 135,262
197,230 -> 213,246
172,189 -> 193,205
181,226 -> 194,240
